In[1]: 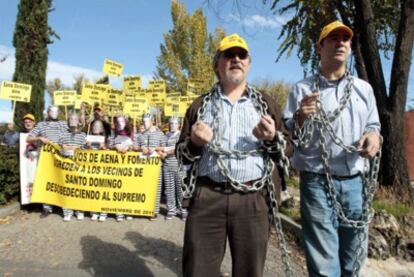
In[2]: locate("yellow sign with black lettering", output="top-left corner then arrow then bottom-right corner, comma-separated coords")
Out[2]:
0,81 -> 32,102
53,90 -> 76,106
104,88 -> 123,106
31,144 -> 161,217
123,76 -> 141,93
164,102 -> 186,117
102,59 -> 123,77
123,98 -> 150,118
81,83 -> 110,105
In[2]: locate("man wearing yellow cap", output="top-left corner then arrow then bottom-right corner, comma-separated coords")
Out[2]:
283,21 -> 381,276
177,34 -> 293,276
22,113 -> 36,133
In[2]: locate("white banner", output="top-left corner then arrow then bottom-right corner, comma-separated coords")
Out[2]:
19,133 -> 40,205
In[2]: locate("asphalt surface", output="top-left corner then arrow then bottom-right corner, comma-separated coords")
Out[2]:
0,205 -> 306,277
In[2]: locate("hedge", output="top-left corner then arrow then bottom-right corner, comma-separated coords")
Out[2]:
0,145 -> 20,205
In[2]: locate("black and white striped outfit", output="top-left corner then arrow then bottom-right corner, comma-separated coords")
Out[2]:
135,128 -> 166,215
58,131 -> 86,218
87,139 -> 108,220
163,131 -> 185,216
30,120 -> 68,212
109,134 -> 133,221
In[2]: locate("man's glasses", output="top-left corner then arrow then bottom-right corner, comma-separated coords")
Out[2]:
223,50 -> 249,60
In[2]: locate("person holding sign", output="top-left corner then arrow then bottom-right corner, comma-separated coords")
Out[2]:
109,115 -> 134,222
163,117 -> 187,220
86,120 -> 109,222
27,105 -> 68,218
177,34 -> 293,276
58,112 -> 87,222
135,113 -> 166,221
22,113 -> 36,133
1,122 -> 19,147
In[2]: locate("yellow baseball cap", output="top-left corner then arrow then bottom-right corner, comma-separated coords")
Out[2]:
318,21 -> 353,45
23,113 -> 35,121
218,33 -> 249,52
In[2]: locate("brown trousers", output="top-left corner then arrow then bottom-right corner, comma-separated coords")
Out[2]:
182,181 -> 270,277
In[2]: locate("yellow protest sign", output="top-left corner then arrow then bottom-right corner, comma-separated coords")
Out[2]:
31,144 -> 161,217
53,90 -> 76,106
148,80 -> 166,93
168,92 -> 181,97
164,102 -> 186,117
123,75 -> 141,93
123,98 -> 150,118
74,95 -> 82,110
150,92 -> 166,105
102,58 -> 123,77
187,79 -> 205,94
104,88 -> 123,106
81,83 -> 110,105
0,81 -> 32,102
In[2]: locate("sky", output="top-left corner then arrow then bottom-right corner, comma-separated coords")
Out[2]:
0,0 -> 413,122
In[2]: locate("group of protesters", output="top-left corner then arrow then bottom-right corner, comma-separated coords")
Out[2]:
22,104 -> 187,222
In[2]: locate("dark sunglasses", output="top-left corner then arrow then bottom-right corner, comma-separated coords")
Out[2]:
223,50 -> 249,60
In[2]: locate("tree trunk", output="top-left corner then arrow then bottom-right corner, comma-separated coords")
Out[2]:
385,0 -> 414,201
354,0 -> 414,204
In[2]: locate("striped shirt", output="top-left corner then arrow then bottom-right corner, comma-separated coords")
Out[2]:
136,128 -> 166,148
30,120 -> 68,144
198,85 -> 264,183
108,135 -> 133,149
58,131 -> 86,157
163,131 -> 180,168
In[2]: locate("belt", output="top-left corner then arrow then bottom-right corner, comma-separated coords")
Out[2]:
196,176 -> 257,194
301,171 -> 361,181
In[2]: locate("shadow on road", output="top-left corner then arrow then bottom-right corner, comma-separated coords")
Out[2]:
124,231 -> 182,275
78,235 -> 154,277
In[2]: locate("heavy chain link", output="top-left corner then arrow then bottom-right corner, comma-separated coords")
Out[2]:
295,72 -> 382,277
176,83 -> 293,276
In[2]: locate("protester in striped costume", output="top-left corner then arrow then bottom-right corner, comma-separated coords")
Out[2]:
27,105 -> 68,218
109,115 -> 134,222
86,120 -> 109,222
58,112 -> 87,222
162,117 -> 187,220
135,113 -> 166,221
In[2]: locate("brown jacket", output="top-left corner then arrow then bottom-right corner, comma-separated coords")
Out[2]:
176,90 -> 293,189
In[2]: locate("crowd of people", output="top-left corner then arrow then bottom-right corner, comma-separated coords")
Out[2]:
1,21 -> 382,277
19,104 -> 188,223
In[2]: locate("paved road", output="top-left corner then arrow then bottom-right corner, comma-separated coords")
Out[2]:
0,206 -> 306,277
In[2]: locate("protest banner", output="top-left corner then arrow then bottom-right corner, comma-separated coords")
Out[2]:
19,133 -> 40,205
53,90 -> 76,106
31,143 -> 161,217
102,58 -> 123,77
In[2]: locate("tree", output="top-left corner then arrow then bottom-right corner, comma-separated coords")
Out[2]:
156,0 -> 225,93
12,0 -> 59,125
258,0 -> 414,203
253,79 -> 291,111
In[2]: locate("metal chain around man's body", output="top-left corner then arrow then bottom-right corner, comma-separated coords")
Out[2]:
176,84 -> 293,277
294,72 -> 381,277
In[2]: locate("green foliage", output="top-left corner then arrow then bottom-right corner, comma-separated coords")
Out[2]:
279,206 -> 301,222
373,200 -> 411,218
253,79 -> 291,110
0,146 -> 20,205
12,0 -> 59,126
156,0 -> 225,93
265,0 -> 400,74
